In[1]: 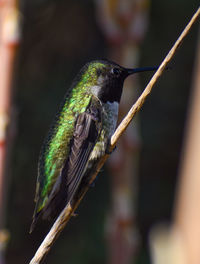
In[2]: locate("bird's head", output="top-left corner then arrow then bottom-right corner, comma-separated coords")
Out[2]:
78,60 -> 158,103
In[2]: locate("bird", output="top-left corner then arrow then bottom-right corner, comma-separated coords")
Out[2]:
30,59 -> 158,233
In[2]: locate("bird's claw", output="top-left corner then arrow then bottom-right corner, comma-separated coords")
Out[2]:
105,145 -> 116,155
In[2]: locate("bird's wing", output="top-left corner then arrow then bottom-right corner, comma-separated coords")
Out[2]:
42,102 -> 102,219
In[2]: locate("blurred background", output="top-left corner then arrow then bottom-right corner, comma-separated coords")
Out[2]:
0,0 -> 199,264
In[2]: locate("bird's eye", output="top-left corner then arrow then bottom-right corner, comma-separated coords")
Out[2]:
111,68 -> 120,76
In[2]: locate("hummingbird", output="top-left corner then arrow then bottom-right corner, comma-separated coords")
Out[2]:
30,60 -> 158,233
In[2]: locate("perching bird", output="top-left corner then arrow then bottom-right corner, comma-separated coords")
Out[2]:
30,60 -> 157,233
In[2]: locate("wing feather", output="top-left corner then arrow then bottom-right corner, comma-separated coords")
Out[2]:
30,100 -> 102,232
42,102 -> 102,219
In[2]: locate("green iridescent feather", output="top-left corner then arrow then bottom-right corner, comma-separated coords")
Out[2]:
35,62 -> 106,213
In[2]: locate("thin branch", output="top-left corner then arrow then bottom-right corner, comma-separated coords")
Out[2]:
29,7 -> 200,264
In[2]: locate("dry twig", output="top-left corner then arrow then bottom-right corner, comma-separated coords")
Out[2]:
29,7 -> 200,264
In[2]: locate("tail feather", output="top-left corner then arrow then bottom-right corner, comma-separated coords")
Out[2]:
29,211 -> 41,233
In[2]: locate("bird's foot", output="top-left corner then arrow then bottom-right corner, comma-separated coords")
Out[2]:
105,144 -> 116,155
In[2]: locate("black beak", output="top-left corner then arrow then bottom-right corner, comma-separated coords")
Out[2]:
126,66 -> 159,75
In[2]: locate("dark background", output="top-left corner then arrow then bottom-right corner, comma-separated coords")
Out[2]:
6,0 -> 199,263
